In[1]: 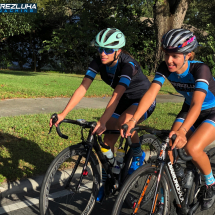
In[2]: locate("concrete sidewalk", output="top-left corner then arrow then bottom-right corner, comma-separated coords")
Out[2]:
0,94 -> 184,117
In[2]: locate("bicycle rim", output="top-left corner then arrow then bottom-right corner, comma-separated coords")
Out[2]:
40,145 -> 100,215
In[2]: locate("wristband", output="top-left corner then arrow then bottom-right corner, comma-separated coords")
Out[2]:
180,126 -> 187,134
129,117 -> 138,123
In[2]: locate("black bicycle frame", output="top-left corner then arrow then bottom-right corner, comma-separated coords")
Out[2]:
67,128 -> 128,194
149,137 -> 199,215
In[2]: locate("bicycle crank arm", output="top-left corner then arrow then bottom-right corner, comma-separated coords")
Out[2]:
188,201 -> 199,215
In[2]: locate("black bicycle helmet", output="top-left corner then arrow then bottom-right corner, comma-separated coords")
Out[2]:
161,29 -> 198,54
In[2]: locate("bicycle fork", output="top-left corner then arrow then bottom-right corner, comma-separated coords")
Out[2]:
131,163 -> 164,215
65,138 -> 94,193
150,162 -> 165,215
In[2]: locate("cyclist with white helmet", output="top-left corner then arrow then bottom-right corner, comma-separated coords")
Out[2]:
123,28 -> 215,212
50,28 -> 156,202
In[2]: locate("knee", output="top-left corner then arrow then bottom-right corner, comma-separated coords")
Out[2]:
185,145 -> 201,160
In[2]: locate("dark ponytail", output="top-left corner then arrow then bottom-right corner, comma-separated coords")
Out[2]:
121,49 -> 141,67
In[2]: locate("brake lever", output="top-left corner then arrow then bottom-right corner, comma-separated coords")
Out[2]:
48,113 -> 58,134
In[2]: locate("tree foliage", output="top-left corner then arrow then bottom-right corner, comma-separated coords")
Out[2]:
1,0 -> 215,75
42,0 -> 156,73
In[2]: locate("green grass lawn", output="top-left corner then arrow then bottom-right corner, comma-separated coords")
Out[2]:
0,70 -> 177,99
0,102 -> 182,183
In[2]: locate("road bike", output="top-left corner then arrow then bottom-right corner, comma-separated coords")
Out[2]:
111,125 -> 215,215
39,114 -> 161,215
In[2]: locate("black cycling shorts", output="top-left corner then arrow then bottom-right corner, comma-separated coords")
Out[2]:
175,102 -> 215,132
112,95 -> 156,121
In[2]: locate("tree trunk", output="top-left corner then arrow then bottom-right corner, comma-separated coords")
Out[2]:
152,0 -> 191,74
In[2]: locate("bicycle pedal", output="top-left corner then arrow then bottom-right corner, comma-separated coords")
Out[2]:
83,170 -> 88,176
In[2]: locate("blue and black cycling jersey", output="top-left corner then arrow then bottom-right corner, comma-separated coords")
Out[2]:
85,52 -> 151,99
152,60 -> 215,110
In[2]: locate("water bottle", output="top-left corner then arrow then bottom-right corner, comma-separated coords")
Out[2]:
100,147 -> 115,165
112,149 -> 125,174
182,161 -> 195,189
173,163 -> 185,186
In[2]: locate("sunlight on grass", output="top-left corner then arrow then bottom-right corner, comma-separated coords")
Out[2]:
0,103 -> 182,183
0,70 -> 177,99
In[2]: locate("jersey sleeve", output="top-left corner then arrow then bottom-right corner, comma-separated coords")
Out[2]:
193,64 -> 211,94
84,59 -> 99,80
152,61 -> 170,86
117,62 -> 136,88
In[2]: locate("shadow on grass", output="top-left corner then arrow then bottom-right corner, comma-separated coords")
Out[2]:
0,69 -> 104,81
168,113 -> 178,117
0,132 -> 55,182
0,132 -> 56,214
159,90 -> 183,97
0,70 -> 38,76
0,70 -> 54,77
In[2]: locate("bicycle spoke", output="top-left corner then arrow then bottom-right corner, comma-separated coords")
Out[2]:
40,146 -> 99,215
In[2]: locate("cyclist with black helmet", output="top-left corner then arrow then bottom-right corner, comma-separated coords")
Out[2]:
49,28 -> 156,202
123,28 -> 215,212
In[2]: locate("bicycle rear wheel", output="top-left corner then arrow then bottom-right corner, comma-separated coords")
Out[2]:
140,134 -> 161,162
39,144 -> 100,215
112,164 -> 170,215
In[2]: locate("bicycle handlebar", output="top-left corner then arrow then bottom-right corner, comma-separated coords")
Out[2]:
49,114 -> 118,150
121,124 -> 192,162
49,113 -> 97,139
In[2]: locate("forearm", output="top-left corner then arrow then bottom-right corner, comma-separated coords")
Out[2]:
61,85 -> 87,117
99,95 -> 119,124
133,83 -> 160,121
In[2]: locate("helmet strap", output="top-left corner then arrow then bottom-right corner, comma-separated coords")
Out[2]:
178,54 -> 187,71
107,51 -> 118,67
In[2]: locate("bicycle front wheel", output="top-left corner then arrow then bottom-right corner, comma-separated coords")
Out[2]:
39,144 -> 100,215
112,164 -> 170,215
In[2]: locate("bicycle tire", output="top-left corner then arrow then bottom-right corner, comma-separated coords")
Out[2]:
112,164 -> 170,215
39,144 -> 100,215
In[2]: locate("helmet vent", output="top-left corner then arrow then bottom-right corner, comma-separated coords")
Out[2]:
104,29 -> 117,42
99,29 -> 107,42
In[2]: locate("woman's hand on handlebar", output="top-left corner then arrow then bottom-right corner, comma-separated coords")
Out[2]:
169,130 -> 187,150
120,120 -> 136,138
92,120 -> 106,136
49,113 -> 65,127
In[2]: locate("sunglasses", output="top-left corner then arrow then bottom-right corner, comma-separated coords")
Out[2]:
97,47 -> 118,55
